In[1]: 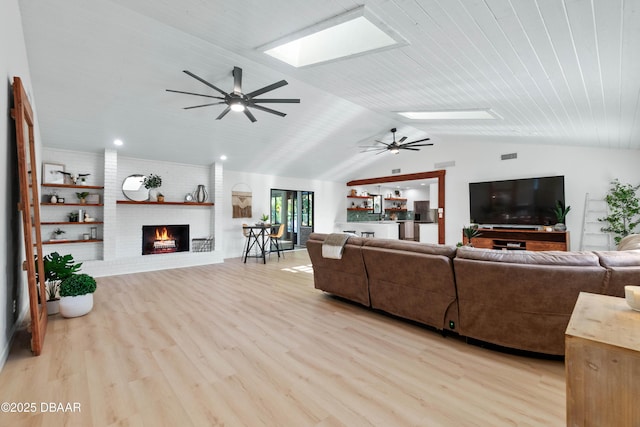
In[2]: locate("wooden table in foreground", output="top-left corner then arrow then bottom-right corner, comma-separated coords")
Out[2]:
565,292 -> 640,427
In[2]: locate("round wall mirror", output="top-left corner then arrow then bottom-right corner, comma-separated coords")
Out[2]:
122,174 -> 148,201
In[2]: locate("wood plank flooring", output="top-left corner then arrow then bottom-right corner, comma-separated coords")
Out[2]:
0,250 -> 565,426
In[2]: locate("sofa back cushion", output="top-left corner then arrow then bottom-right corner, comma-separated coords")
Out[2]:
456,246 -> 600,266
595,250 -> 640,297
306,233 -> 370,306
362,239 -> 459,331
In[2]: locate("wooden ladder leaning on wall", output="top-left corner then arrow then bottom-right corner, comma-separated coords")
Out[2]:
11,76 -> 48,355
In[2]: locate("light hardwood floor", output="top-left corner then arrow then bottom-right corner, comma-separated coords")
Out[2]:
0,250 -> 565,426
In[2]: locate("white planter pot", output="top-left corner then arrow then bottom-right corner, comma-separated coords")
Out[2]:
46,299 -> 60,315
59,293 -> 94,318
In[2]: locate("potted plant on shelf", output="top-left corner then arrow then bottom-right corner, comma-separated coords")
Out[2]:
553,200 -> 571,231
599,179 -> 640,246
35,252 -> 83,315
143,173 -> 162,201
76,191 -> 89,204
51,228 -> 66,240
463,225 -> 482,246
59,273 -> 97,318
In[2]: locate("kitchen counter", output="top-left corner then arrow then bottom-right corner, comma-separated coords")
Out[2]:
335,222 -> 399,239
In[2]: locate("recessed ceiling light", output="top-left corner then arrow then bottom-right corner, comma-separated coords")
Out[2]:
398,109 -> 500,120
114,139 -> 123,146
220,155 -> 227,161
260,6 -> 407,67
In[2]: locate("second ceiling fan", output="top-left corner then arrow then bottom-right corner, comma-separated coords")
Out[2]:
360,128 -> 433,154
166,66 -> 300,122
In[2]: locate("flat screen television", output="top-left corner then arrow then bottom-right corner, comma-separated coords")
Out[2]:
469,176 -> 565,226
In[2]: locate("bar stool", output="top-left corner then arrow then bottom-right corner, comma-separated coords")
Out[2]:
361,231 -> 375,238
343,230 -> 356,234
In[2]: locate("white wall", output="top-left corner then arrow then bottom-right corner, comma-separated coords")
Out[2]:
1,0 -> 41,370
347,139 -> 640,249
222,169 -> 344,259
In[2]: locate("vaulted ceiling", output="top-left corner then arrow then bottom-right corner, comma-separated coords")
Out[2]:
18,0 -> 640,182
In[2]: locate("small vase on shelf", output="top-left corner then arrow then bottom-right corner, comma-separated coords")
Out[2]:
195,185 -> 208,203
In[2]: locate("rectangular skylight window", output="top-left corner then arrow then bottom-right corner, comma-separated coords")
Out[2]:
261,6 -> 407,67
398,109 -> 500,120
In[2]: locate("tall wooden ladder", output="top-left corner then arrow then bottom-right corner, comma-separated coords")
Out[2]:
579,193 -> 612,251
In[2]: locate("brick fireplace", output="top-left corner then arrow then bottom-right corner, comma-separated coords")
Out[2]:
142,225 -> 190,255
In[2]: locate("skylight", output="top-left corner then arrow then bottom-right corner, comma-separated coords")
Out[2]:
398,109 -> 500,120
261,6 -> 406,67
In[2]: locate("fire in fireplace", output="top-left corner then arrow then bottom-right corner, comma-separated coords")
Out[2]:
142,225 -> 189,255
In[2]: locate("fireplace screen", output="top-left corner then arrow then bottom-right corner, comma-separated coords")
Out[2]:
142,225 -> 190,255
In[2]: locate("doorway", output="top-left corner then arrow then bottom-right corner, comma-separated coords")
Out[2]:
270,189 -> 314,249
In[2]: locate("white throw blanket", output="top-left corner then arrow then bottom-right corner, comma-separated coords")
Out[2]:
322,233 -> 351,259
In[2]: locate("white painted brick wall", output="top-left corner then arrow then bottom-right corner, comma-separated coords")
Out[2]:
41,148 -> 224,276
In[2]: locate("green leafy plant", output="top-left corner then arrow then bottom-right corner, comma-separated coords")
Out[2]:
143,174 -> 162,189
463,225 -> 481,245
35,252 -> 83,301
553,200 -> 571,224
261,213 -> 269,222
599,179 -> 640,245
60,273 -> 96,297
53,228 -> 66,236
75,191 -> 89,200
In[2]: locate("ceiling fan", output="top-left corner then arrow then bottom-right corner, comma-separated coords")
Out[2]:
360,128 -> 433,154
166,66 -> 300,122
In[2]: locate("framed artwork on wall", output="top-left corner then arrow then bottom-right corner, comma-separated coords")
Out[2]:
42,163 -> 65,184
372,194 -> 382,214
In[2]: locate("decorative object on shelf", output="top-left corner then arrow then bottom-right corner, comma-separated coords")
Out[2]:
185,193 -> 193,202
42,162 -> 65,184
349,189 -> 357,197
76,191 -> 89,204
83,233 -> 90,240
35,252 -> 82,315
59,273 -> 97,318
463,225 -> 482,247
85,193 -> 100,204
157,193 -> 165,202
68,212 -> 79,222
143,173 -> 162,201
122,174 -> 148,201
83,212 -> 96,222
90,227 -> 97,239
50,194 -> 57,203
51,228 -> 66,240
553,200 -> 571,231
57,197 -> 64,203
598,179 -> 640,246
60,171 -> 90,185
195,184 -> 208,203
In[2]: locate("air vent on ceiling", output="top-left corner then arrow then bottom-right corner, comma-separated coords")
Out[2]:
434,160 -> 456,169
391,168 -> 401,174
501,153 -> 517,160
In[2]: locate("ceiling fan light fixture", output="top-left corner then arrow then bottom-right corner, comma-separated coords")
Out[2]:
390,147 -> 400,154
230,101 -> 245,112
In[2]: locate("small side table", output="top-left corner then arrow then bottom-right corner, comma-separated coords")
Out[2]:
565,292 -> 640,426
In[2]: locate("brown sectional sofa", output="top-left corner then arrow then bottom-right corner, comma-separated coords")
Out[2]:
306,233 -> 640,356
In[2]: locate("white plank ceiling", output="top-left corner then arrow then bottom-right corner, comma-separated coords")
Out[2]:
18,0 -> 640,181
